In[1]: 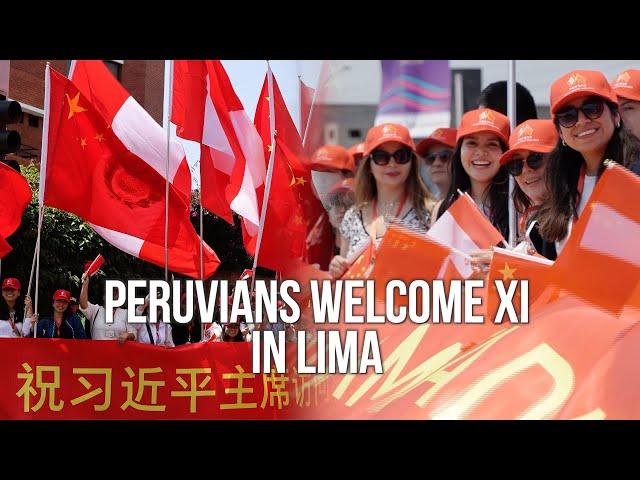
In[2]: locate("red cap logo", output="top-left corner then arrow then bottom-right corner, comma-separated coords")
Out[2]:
518,123 -> 535,140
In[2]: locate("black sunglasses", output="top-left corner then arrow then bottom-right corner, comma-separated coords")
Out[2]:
369,148 -> 413,166
505,153 -> 545,177
555,97 -> 605,128
424,150 -> 453,165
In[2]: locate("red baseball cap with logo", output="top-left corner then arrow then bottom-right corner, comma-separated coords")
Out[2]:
363,123 -> 415,157
311,145 -> 355,173
499,120 -> 559,165
2,278 -> 21,290
53,289 -> 72,302
348,142 -> 365,163
416,128 -> 458,156
456,108 -> 510,145
550,70 -> 618,115
611,69 -> 640,102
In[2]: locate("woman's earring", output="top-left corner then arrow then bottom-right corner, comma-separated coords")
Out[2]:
562,139 -> 567,147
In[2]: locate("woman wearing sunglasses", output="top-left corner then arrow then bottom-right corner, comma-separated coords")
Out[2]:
536,70 -> 640,254
416,128 -> 457,200
499,119 -> 558,259
435,108 -> 511,239
328,123 -> 434,278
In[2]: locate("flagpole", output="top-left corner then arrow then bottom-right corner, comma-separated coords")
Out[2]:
250,61 -> 278,294
301,74 -> 319,149
164,60 -> 173,283
32,62 -> 52,336
507,60 -> 517,247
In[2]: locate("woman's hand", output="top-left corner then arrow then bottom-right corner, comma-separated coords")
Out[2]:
329,255 -> 350,279
469,249 -> 493,278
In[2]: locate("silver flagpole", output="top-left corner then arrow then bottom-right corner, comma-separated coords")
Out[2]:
250,61 -> 278,295
164,60 -> 173,283
507,60 -> 517,247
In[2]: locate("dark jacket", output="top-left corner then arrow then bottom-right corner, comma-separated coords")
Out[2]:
36,314 -> 87,339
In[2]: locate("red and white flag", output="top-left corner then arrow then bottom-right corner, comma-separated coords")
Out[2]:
171,60 -> 265,233
428,193 -> 506,277
40,62 -> 219,278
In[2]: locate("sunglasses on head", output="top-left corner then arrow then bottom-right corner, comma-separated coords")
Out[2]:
505,153 -> 545,177
369,148 -> 413,166
555,97 -> 605,128
424,150 -> 453,165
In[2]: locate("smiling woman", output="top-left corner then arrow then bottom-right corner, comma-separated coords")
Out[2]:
435,108 -> 511,239
535,70 -> 640,254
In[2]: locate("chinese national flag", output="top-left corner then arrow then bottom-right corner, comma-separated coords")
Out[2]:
246,70 -> 333,271
0,161 -> 32,258
484,247 -> 555,323
550,163 -> 640,313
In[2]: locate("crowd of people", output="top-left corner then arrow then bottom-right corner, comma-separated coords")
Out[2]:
3,67 -> 640,340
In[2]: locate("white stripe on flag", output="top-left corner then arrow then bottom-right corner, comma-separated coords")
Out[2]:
111,96 -> 186,182
91,224 -> 144,257
580,202 -> 640,268
428,210 -> 480,254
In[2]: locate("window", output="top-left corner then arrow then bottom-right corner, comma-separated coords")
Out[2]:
28,114 -> 39,128
103,61 -> 122,81
348,129 -> 361,138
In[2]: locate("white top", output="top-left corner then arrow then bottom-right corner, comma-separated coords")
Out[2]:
80,302 -> 136,341
556,175 -> 597,255
134,321 -> 174,346
133,305 -> 174,346
0,318 -> 25,337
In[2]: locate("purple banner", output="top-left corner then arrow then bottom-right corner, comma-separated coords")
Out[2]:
375,60 -> 451,138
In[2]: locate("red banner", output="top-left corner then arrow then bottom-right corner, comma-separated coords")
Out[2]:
0,339 -> 311,420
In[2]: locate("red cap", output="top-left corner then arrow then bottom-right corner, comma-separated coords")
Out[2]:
416,128 -> 458,156
2,278 -> 21,290
328,178 -> 355,197
457,109 -> 510,145
611,69 -> 640,102
53,289 -> 72,302
347,142 -> 365,162
550,70 -> 618,115
310,145 -> 356,173
363,123 -> 415,157
499,120 -> 559,165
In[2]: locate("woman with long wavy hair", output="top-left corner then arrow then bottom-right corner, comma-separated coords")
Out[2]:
328,123 -> 435,279
536,70 -> 640,253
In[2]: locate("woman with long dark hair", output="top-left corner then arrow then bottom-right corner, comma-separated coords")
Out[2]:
435,108 -> 511,239
536,70 -> 640,253
27,289 -> 86,339
499,119 -> 558,259
0,278 -> 33,337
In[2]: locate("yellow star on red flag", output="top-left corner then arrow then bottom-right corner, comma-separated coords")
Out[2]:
94,133 -> 105,142
296,176 -> 307,186
79,138 -> 87,149
66,92 -> 87,120
498,263 -> 517,281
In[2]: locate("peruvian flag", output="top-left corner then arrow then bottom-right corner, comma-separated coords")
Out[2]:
171,60 -> 265,234
550,163 -> 640,313
0,161 -> 32,258
428,193 -> 506,277
41,62 -> 219,278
